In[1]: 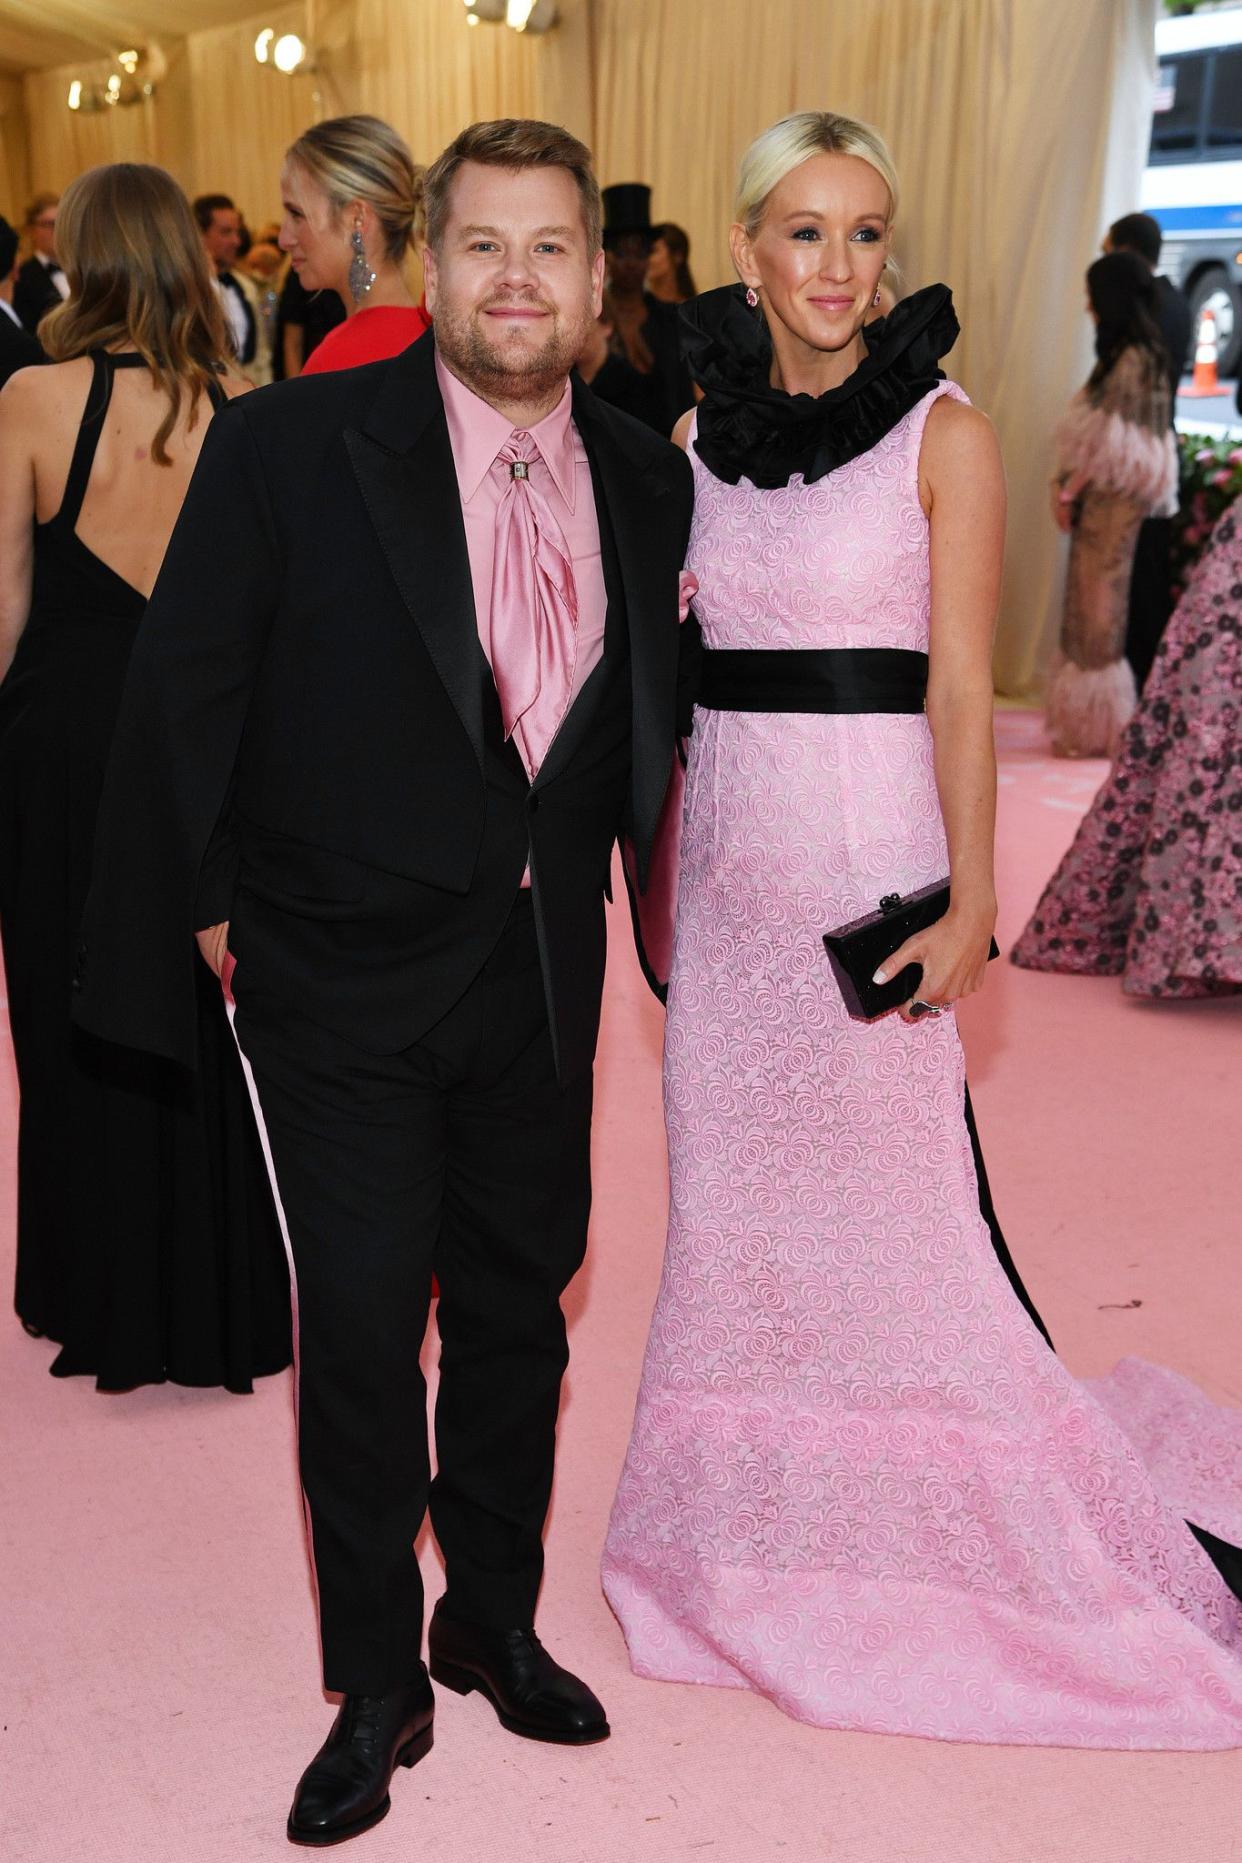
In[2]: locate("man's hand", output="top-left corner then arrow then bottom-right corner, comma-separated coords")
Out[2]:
195,920 -> 230,980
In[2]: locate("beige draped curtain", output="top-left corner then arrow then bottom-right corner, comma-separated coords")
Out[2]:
592,0 -> 1158,694
6,0 -> 1155,691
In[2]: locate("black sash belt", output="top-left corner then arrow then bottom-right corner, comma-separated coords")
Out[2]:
697,647 -> 928,714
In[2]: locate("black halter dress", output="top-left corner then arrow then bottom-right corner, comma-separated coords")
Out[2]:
0,351 -> 290,1390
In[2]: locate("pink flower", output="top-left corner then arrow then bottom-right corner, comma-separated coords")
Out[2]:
1194,448 -> 1216,463
1229,448 -> 1242,465
677,569 -> 699,624
1212,468 -> 1234,487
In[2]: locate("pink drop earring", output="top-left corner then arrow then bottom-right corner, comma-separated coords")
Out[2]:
873,288 -> 882,307
745,286 -> 759,307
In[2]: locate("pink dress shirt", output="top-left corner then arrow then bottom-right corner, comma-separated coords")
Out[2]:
435,351 -> 607,783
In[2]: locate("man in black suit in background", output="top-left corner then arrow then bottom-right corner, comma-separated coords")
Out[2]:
0,217 -> 44,388
13,193 -> 67,334
1103,211 -> 1192,688
192,192 -> 257,369
75,120 -> 691,1848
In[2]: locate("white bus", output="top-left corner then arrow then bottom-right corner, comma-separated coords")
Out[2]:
1142,7 -> 1242,372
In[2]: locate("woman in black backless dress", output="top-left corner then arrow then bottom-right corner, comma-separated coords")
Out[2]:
0,163 -> 289,1391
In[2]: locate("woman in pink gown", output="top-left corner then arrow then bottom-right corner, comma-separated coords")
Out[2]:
602,111 -> 1242,1749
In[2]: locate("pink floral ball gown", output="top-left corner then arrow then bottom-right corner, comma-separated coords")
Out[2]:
1013,501 -> 1242,996
602,285 -> 1242,1748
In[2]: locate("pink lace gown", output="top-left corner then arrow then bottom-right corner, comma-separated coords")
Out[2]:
601,387 -> 1242,1748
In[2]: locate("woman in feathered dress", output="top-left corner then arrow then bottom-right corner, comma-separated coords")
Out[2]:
1047,251 -> 1178,758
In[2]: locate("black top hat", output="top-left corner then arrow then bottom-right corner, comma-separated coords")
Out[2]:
602,183 -> 654,247
0,217 -> 17,279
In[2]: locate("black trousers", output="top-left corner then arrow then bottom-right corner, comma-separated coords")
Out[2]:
1124,516 -> 1175,693
232,892 -> 594,1694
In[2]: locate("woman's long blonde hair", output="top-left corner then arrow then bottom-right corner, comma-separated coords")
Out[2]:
39,162 -> 232,467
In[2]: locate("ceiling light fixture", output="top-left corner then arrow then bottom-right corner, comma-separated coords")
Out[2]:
253,27 -> 314,74
458,0 -> 558,32
272,32 -> 308,72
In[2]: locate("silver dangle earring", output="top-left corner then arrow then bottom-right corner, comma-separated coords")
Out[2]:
745,286 -> 759,308
349,220 -> 376,305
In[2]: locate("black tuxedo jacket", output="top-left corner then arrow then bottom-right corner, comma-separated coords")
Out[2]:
0,310 -> 42,388
13,256 -> 62,334
73,334 -> 693,1076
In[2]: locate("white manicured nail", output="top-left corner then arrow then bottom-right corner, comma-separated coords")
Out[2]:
872,968 -> 887,985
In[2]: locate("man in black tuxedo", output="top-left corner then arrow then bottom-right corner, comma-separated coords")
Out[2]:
76,119 -> 691,1846
0,217 -> 43,388
13,192 -> 67,334
192,192 -> 257,369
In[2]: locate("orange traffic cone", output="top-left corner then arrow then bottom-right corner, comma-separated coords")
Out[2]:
1182,306 -> 1221,397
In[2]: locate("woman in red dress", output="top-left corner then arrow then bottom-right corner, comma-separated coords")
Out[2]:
279,114 -> 430,375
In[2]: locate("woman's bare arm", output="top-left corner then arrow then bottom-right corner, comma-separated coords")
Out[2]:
875,395 -> 1005,1018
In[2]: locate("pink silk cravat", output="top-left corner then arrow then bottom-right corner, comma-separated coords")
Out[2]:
488,431 -> 579,774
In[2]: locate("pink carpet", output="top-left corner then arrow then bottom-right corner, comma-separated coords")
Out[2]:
2,711 -> 1240,1863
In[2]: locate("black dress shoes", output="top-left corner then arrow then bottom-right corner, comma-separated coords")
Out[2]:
428,1602 -> 609,1744
287,1671 -> 435,1847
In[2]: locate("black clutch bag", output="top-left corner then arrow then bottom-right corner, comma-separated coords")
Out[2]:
822,880 -> 1000,1019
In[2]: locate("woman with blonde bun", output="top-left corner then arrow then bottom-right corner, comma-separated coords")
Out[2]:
279,114 -> 430,374
603,110 -> 1242,1749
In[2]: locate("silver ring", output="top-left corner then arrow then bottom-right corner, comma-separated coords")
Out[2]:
909,998 -> 948,1019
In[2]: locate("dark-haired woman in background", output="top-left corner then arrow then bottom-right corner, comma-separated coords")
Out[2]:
0,162 -> 289,1390
1046,250 -> 1177,758
279,114 -> 429,375
645,221 -> 696,304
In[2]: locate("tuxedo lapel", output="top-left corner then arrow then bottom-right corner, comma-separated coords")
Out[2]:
345,338 -> 486,769
569,382 -> 680,872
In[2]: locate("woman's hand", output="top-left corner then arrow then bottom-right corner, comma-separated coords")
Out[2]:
1050,469 -> 1088,533
873,898 -> 997,1024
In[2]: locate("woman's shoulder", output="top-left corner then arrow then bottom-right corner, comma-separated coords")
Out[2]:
0,354 -> 92,421
1102,342 -> 1160,388
919,390 -> 1000,479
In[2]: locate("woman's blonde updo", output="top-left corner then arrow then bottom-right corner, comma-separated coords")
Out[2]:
735,111 -> 900,281
285,114 -> 425,262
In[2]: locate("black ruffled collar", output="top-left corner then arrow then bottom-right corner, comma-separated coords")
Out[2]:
680,281 -> 959,489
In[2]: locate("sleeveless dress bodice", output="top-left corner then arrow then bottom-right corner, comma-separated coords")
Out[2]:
4,353 -> 151,715
685,383 -> 957,655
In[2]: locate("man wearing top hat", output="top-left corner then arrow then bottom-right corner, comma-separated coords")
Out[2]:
601,182 -> 694,435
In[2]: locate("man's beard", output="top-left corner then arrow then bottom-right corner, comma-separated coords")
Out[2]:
435,295 -> 591,407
